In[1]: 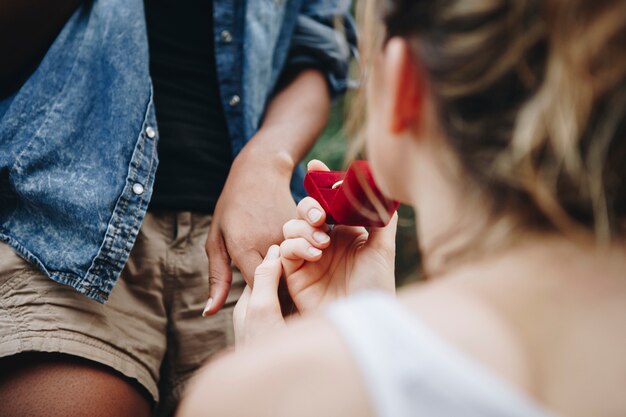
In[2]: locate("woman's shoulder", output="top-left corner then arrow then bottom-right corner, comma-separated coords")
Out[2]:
398,281 -> 535,395
179,314 -> 375,417
179,284 -> 542,417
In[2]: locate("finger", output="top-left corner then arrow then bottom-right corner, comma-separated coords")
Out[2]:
248,245 -> 282,312
296,196 -> 327,227
204,231 -> 232,317
282,219 -> 330,249
365,211 -> 398,258
307,159 -> 330,172
280,238 -> 323,276
233,285 -> 252,344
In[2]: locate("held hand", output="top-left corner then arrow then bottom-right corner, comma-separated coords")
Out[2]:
233,245 -> 285,346
203,149 -> 296,316
280,161 -> 398,314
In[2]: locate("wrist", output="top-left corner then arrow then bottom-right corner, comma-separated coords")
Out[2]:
234,139 -> 297,179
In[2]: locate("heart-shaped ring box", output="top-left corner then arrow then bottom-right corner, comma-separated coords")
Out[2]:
303,160 -> 399,227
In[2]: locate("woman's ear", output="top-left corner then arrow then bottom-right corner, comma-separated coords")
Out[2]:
383,38 -> 424,134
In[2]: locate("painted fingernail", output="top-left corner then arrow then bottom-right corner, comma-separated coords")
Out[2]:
308,247 -> 322,257
202,298 -> 213,317
266,245 -> 280,259
308,208 -> 322,223
313,231 -> 330,243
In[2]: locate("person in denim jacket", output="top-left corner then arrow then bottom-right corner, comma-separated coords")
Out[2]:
0,1 -> 355,416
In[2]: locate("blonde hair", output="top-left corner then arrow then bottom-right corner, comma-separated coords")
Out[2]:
357,0 -> 626,241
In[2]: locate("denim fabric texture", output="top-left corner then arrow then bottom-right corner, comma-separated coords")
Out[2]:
0,0 -> 354,302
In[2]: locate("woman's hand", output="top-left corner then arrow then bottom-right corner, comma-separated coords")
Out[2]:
233,245 -> 286,346
280,161 -> 398,314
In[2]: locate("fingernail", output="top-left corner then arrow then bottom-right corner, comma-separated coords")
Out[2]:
307,159 -> 319,170
308,208 -> 322,223
313,231 -> 329,243
202,298 -> 213,317
308,247 -> 322,257
266,245 -> 280,259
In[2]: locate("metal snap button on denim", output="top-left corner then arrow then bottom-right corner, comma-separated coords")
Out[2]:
229,95 -> 241,107
221,30 -> 233,43
145,126 -> 156,139
132,183 -> 144,195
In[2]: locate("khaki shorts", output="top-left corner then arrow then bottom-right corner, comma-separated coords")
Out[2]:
0,211 -> 245,415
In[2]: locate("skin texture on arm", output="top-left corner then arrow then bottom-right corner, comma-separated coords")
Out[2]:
0,0 -> 84,97
204,69 -> 331,315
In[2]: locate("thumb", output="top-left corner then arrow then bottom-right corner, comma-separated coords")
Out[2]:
203,232 -> 233,317
233,285 -> 252,345
365,211 -> 398,258
249,245 -> 282,305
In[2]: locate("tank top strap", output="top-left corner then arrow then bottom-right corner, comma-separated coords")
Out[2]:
325,291 -> 557,417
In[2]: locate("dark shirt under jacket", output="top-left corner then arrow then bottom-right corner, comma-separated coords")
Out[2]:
145,0 -> 233,213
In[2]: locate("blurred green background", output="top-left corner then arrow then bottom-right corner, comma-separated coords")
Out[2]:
304,97 -> 422,287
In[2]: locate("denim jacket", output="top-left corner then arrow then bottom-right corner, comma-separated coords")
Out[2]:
0,0 -> 355,302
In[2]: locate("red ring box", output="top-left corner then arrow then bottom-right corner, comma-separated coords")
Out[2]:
303,160 -> 399,227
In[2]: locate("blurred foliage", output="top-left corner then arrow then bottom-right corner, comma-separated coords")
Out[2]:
305,98 -> 422,287
305,100 -> 349,171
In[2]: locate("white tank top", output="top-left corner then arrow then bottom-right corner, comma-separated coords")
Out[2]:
325,292 -> 558,417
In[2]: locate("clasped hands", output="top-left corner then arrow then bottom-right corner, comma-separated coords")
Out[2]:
233,161 -> 398,346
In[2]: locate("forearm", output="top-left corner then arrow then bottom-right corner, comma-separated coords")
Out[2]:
234,69 -> 331,176
0,0 -> 83,96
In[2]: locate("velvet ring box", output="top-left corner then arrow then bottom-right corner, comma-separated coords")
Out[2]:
303,160 -> 399,227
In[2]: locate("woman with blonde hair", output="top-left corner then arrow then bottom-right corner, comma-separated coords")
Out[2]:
179,1 -> 626,416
